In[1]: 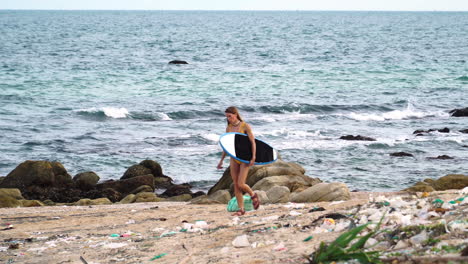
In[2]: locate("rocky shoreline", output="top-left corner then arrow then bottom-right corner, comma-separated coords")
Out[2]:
0,159 -> 467,208
0,159 -> 467,263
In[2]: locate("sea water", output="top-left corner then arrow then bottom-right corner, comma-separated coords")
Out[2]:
0,11 -> 467,191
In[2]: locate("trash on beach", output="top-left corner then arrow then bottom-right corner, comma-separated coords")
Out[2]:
261,215 -> 280,222
159,231 -> 179,238
289,210 -> 302,216
2,224 -> 14,231
303,235 -> 313,242
273,242 -> 287,251
308,207 -> 326,213
150,253 -> 167,260
283,202 -> 305,209
232,234 -> 250,248
227,195 -> 254,212
103,242 -> 128,249
126,219 -> 136,224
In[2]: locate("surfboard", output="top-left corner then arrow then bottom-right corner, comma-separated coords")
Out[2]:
219,132 -> 278,165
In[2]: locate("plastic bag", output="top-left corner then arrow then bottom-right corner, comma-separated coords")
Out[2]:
227,195 -> 254,212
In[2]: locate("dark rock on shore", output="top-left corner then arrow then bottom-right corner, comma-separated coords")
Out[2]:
449,107 -> 468,117
460,129 -> 468,134
427,155 -> 454,160
97,174 -> 155,196
161,183 -> 193,198
0,160 -> 74,190
121,160 -> 173,188
413,127 -> 450,135
339,135 -> 376,141
403,174 -> 468,192
73,171 -> 100,190
390,152 -> 414,157
168,60 -> 188,64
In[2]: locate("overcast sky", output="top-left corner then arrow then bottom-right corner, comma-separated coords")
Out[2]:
1,0 -> 468,11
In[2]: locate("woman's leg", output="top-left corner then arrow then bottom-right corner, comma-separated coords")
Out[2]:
238,163 -> 254,196
229,160 -> 244,212
238,163 -> 260,209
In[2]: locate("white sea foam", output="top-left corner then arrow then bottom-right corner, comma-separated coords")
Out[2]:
77,107 -> 129,118
345,105 -> 448,121
102,107 -> 129,118
157,112 -> 172,121
202,133 -> 220,143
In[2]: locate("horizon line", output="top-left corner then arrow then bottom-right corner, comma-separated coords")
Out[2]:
1,9 -> 468,12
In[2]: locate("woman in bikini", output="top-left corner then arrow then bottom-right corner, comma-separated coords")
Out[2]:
217,106 -> 260,216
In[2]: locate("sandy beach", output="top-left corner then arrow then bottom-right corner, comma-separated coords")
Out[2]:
1,191 -> 466,264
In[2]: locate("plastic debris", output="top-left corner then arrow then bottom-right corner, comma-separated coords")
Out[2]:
289,210 -> 302,216
232,234 -> 250,248
103,242 -> 128,249
150,253 -> 167,260
303,236 -> 313,242
308,207 -> 326,213
273,242 -> 287,251
126,219 -> 136,224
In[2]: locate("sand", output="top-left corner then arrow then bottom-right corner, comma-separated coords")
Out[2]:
0,191 -> 466,264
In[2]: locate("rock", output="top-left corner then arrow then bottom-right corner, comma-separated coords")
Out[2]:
101,188 -> 122,203
121,165 -> 152,180
167,194 -> 192,202
168,60 -> 188,64
96,175 -> 155,195
431,174 -> 468,190
266,186 -> 290,203
192,191 -> 205,198
75,198 -> 112,206
0,188 -> 24,200
0,160 -> 73,190
390,152 -> 414,157
73,171 -> 100,190
232,234 -> 250,248
290,182 -> 351,203
403,182 -> 436,192
130,185 -> 154,194
74,198 -> 92,206
413,128 -> 450,134
20,200 -> 45,207
134,192 -> 162,203
208,190 -> 231,204
427,155 -> 454,160
208,159 -> 319,195
154,176 -> 173,189
460,129 -> 468,134
449,107 -> 468,117
23,186 -> 82,203
393,240 -> 409,250
91,198 -> 112,205
43,199 -> 55,206
161,184 -> 192,198
189,195 -> 222,205
339,135 -> 376,141
256,191 -> 270,204
119,194 -> 136,204
403,174 -> 468,192
0,195 -> 21,208
252,175 -> 310,192
139,160 -> 164,178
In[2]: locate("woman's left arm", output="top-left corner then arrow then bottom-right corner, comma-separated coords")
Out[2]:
245,124 -> 256,166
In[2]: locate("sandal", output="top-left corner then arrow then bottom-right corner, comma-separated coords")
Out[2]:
251,193 -> 260,210
232,208 -> 245,216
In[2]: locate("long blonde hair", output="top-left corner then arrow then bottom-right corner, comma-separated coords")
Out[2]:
225,106 -> 243,125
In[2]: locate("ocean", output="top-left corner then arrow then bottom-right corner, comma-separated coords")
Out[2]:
0,10 -> 467,191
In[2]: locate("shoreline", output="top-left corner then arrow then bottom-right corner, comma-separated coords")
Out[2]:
1,190 -> 466,264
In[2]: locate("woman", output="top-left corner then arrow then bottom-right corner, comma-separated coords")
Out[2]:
217,106 -> 260,216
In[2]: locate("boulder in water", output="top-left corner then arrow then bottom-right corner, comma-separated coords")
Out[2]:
449,107 -> 468,117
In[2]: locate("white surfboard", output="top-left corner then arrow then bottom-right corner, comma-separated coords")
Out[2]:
219,132 -> 278,165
